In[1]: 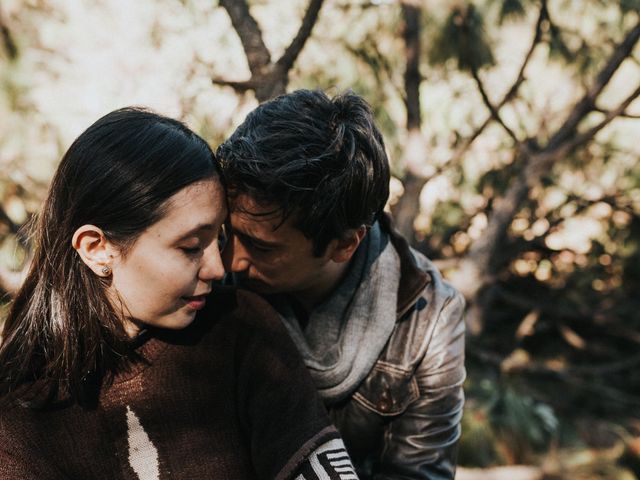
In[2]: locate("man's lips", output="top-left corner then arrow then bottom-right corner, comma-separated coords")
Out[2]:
182,293 -> 208,310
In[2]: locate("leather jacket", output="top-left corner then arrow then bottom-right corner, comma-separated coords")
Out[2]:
328,215 -> 466,479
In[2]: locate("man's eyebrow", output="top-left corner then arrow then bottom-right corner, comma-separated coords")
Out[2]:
234,230 -> 281,248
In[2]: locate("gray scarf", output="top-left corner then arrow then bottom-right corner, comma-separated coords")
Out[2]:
276,222 -> 400,404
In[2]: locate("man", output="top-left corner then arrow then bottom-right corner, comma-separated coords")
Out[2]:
217,89 -> 466,479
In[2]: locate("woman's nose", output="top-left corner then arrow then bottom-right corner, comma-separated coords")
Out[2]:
200,243 -> 225,281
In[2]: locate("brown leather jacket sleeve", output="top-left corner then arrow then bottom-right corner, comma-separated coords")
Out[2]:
375,292 -> 466,480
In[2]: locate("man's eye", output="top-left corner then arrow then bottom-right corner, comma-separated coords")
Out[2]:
241,237 -> 272,253
234,231 -> 273,254
250,243 -> 273,253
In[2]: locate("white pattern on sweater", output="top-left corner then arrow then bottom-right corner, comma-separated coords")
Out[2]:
126,405 -> 160,480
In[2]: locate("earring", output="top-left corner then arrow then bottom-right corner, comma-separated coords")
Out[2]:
101,265 -> 112,276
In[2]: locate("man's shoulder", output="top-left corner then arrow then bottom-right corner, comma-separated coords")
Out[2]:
408,246 -> 464,307
379,213 -> 462,312
375,241 -> 464,371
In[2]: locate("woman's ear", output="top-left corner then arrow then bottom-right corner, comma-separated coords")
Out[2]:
72,225 -> 116,277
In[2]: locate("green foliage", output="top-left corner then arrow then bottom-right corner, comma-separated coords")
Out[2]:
430,200 -> 466,236
575,39 -> 597,76
489,386 -> 558,451
2,0 -> 640,474
461,373 -> 559,465
429,4 -> 495,71
0,65 -> 30,112
547,21 -> 574,62
619,0 -> 640,14
497,0 -> 527,23
459,406 -> 502,466
478,161 -> 521,197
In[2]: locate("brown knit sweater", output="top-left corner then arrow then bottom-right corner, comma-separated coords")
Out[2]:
0,288 -> 357,480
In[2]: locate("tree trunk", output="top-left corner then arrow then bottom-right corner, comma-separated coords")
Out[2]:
392,2 -> 428,243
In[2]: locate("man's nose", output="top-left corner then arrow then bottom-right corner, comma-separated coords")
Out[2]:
221,234 -> 251,273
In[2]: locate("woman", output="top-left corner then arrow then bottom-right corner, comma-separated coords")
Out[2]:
0,108 -> 356,479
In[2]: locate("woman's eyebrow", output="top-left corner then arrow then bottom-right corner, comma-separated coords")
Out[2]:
175,223 -> 216,241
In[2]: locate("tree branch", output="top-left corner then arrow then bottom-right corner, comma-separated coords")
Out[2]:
218,0 -> 271,77
451,0 -> 546,161
211,76 -> 258,92
565,84 -> 640,152
495,286 -> 593,322
570,352 -> 640,376
469,345 -> 640,406
501,0 -> 547,104
275,0 -> 324,72
0,8 -> 18,60
524,83 -> 640,176
547,19 -> 640,150
216,0 -> 325,102
470,66 -> 520,144
401,1 -> 421,130
594,106 -> 640,119
458,20 -> 640,299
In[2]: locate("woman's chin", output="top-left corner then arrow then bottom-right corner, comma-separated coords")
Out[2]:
156,310 -> 198,331
124,310 -> 197,336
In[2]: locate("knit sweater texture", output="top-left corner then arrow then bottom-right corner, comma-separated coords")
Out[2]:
0,288 -> 355,480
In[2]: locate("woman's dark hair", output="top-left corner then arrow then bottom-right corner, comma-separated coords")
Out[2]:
217,89 -> 390,256
0,107 -> 218,408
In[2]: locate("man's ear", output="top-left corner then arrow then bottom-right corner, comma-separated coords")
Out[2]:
71,225 -> 117,277
328,225 -> 368,264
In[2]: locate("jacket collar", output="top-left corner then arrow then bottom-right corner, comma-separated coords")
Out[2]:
378,213 -> 430,319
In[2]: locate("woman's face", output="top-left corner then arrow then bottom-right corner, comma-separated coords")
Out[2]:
108,178 -> 226,336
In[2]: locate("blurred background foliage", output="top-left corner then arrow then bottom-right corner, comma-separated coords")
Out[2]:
1,0 -> 639,478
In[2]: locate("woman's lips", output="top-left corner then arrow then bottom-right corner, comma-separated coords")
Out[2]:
183,294 -> 207,310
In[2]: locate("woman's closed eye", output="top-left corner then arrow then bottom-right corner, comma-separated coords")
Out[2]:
180,244 -> 203,255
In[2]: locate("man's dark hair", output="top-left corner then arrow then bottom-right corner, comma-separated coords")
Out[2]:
217,89 -> 390,256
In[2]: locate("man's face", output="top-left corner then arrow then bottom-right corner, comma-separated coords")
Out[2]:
223,194 -> 339,301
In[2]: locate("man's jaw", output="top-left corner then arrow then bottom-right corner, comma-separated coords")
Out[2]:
234,275 -> 274,293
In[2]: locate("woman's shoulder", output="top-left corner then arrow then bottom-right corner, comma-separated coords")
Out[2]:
203,284 -> 240,313
226,288 -> 287,336
201,287 -> 297,362
0,406 -> 45,478
175,285 -> 239,337
200,286 -> 282,329
0,401 -> 39,449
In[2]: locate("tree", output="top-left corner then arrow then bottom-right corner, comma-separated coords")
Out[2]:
2,1 -> 639,471
381,1 -> 640,335
0,2 -> 32,296
213,0 -> 325,102
450,7 -> 640,332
